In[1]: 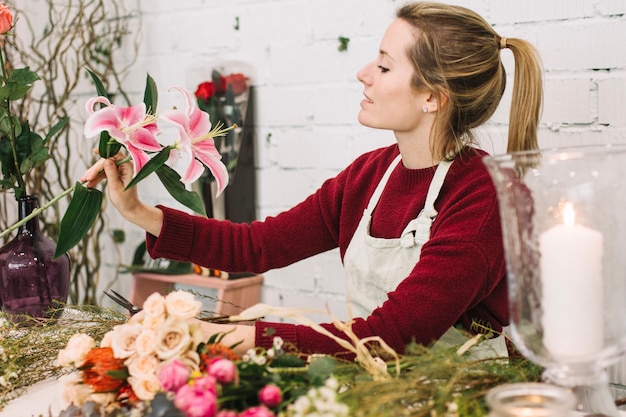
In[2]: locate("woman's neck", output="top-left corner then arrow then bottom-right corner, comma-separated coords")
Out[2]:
395,130 -> 439,169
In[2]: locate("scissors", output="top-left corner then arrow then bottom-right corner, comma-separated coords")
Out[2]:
102,289 -> 234,323
103,289 -> 142,315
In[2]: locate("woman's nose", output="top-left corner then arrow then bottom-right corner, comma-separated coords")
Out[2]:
356,63 -> 371,85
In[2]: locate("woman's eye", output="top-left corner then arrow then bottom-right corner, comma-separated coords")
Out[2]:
377,65 -> 389,73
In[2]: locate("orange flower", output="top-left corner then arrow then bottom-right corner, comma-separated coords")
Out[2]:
199,343 -> 239,372
117,383 -> 140,406
0,2 -> 12,34
80,347 -> 127,392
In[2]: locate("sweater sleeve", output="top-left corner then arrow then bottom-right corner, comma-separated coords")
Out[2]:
146,146 -> 396,271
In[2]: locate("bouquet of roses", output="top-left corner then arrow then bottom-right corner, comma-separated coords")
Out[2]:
55,290 -> 349,417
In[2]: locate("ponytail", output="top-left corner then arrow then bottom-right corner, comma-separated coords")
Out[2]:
503,37 -> 543,153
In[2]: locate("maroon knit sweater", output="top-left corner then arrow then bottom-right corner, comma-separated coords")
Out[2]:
146,144 -> 508,356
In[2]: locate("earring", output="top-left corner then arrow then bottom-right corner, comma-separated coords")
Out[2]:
422,106 -> 428,113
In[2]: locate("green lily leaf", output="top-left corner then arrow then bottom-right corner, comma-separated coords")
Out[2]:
55,182 -> 103,258
85,68 -> 120,158
85,68 -> 108,98
156,165 -> 207,216
126,147 -> 171,190
98,132 -> 120,159
143,73 -> 158,114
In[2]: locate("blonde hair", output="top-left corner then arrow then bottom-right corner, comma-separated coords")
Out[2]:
397,2 -> 543,158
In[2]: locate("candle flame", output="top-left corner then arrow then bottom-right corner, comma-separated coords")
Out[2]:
563,202 -> 575,226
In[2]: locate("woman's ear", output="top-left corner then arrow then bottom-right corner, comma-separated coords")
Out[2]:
425,91 -> 448,112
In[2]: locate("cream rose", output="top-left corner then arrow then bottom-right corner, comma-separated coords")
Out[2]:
57,333 -> 95,367
141,313 -> 166,330
135,329 -> 157,356
126,354 -> 159,378
110,323 -> 144,359
173,349 -> 201,371
155,317 -> 194,361
128,374 -> 162,401
164,290 -> 202,320
143,292 -> 166,317
128,309 -> 165,330
99,330 -> 114,348
60,373 -> 94,407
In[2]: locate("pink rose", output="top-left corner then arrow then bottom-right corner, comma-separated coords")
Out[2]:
208,358 -> 238,385
238,406 -> 275,417
216,411 -> 238,417
192,375 -> 217,394
0,2 -> 12,34
175,384 -> 217,417
158,360 -> 190,392
258,384 -> 282,408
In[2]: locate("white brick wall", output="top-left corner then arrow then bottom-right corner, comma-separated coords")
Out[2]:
109,0 -> 626,320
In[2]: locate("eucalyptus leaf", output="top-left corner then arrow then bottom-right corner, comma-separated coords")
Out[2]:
55,183 -> 103,258
156,165 -> 207,216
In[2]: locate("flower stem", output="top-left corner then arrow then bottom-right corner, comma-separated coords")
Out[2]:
0,157 -> 130,240
0,37 -> 26,194
0,185 -> 75,239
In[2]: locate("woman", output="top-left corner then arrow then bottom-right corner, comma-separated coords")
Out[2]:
82,2 -> 542,357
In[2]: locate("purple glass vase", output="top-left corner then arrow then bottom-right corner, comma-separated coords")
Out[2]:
0,195 -> 71,322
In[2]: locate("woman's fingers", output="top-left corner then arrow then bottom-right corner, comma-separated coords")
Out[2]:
80,158 -> 107,187
80,151 -> 127,188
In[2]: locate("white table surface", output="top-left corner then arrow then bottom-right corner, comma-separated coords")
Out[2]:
1,378 -> 64,417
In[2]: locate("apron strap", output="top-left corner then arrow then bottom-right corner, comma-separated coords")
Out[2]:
401,159 -> 454,248
365,154 -> 402,214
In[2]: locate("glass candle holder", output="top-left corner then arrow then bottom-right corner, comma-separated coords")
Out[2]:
486,383 -> 576,417
484,145 -> 626,416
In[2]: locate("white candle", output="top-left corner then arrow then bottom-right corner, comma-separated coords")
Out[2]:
539,202 -> 604,359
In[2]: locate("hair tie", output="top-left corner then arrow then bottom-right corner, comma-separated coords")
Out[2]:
499,36 -> 508,49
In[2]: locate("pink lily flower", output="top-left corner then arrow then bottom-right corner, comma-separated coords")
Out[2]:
160,86 -> 229,196
84,96 -> 162,174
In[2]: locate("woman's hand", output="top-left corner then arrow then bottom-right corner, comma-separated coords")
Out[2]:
199,321 -> 255,357
80,153 -> 164,237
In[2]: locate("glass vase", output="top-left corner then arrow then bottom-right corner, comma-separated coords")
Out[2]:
0,195 -> 71,322
483,145 -> 626,416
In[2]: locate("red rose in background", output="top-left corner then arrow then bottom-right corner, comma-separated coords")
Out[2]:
195,81 -> 216,101
194,69 -> 250,181
217,73 -> 248,95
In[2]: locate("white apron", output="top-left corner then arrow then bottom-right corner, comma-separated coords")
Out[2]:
343,154 -> 507,357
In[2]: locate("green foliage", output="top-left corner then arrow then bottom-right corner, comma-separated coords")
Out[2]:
336,343 -> 543,417
0,64 -> 67,199
55,183 -> 103,258
338,36 -> 350,52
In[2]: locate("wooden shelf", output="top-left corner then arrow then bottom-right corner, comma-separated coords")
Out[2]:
130,272 -> 263,317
